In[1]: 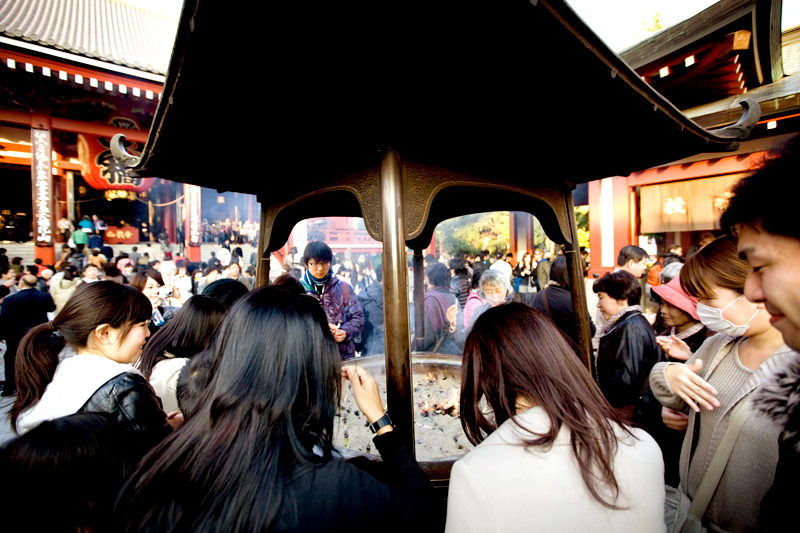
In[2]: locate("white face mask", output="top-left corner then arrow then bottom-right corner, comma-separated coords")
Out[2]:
696,295 -> 759,337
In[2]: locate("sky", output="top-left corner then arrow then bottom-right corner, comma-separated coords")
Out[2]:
567,0 -> 800,51
122,0 -> 800,53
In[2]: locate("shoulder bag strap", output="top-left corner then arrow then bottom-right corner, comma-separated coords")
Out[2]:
687,396 -> 753,519
540,287 -> 551,315
688,339 -> 738,460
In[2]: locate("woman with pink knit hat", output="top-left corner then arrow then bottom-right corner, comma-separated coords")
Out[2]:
651,276 -> 714,354
641,276 -> 714,486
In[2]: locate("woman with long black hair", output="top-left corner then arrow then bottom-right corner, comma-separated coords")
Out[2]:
10,281 -> 172,466
114,287 -> 431,532
446,303 -> 664,532
136,295 -> 226,414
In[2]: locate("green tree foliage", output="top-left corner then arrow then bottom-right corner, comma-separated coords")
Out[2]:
533,217 -> 545,249
435,212 -> 510,256
574,206 -> 590,248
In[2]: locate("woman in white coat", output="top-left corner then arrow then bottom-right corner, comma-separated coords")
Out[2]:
446,303 -> 665,533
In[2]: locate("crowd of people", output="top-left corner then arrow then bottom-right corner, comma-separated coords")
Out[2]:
1,139 -> 800,532
200,218 -> 259,245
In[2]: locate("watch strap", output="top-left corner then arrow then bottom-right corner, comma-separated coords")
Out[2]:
368,412 -> 393,434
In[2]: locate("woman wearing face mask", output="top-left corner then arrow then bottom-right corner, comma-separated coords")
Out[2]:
650,235 -> 793,532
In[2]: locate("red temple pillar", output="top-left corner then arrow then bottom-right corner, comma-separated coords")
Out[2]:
184,183 -> 202,262
31,117 -> 56,264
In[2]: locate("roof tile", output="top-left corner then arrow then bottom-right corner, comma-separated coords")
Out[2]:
0,0 -> 177,75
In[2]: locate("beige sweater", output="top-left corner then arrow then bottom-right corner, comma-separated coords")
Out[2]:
650,334 -> 794,532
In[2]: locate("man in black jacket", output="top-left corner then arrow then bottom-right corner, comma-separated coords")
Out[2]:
0,275 -> 56,396
720,141 -> 800,530
357,270 -> 385,357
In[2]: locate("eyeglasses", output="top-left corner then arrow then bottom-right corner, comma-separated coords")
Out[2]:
308,261 -> 331,268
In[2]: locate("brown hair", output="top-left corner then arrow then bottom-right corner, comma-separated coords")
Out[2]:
10,282 -> 151,432
461,303 -> 631,509
130,269 -> 164,291
680,234 -> 747,299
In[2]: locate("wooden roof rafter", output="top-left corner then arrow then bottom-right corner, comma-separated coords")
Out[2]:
621,0 -> 783,110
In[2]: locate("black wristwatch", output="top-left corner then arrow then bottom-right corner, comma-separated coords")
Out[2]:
368,412 -> 393,434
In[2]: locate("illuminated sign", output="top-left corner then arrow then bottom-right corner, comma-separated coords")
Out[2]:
185,184 -> 202,246
31,129 -> 53,246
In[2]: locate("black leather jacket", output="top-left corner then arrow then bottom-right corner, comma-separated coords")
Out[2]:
597,310 -> 663,409
80,372 -> 172,466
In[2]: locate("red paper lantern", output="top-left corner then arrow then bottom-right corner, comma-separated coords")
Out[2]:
77,134 -> 155,192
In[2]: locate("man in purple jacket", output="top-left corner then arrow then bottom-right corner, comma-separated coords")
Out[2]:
301,241 -> 365,360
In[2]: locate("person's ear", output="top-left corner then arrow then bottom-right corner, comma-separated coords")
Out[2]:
93,324 -> 113,347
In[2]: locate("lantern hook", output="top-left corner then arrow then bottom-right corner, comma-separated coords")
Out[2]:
110,134 -> 142,168
709,99 -> 761,140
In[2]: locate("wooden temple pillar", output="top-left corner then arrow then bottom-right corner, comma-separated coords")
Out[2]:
413,249 -> 425,350
380,151 -> 415,455
564,191 -> 594,375
255,204 -> 270,288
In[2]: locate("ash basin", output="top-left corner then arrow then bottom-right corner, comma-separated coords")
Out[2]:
335,353 -> 473,461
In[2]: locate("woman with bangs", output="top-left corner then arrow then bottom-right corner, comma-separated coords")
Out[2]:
651,235 -> 793,532
445,303 -> 664,533
113,287 -> 432,532
9,281 -> 173,466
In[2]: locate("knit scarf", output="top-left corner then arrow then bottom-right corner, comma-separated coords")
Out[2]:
668,322 -> 705,341
599,305 -> 642,337
303,269 -> 332,293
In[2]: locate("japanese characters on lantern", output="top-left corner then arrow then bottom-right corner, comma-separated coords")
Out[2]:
77,133 -> 155,192
31,129 -> 53,246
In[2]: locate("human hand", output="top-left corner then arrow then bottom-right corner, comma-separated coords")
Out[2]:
447,304 -> 458,333
166,410 -> 184,431
333,328 -> 346,343
342,365 -> 392,434
664,360 -> 720,412
662,407 -> 689,431
657,334 -> 692,361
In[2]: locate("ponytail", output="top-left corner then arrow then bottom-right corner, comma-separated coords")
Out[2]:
10,282 -> 151,433
10,322 -> 63,432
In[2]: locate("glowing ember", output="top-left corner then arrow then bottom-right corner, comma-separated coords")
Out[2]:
426,372 -> 436,383
419,388 -> 460,418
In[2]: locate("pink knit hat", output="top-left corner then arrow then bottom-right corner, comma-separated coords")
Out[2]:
652,276 -> 699,321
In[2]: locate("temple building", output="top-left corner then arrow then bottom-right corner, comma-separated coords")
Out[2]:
587,0 -> 799,275
0,0 -> 258,262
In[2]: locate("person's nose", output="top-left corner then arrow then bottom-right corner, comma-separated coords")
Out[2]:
744,271 -> 765,304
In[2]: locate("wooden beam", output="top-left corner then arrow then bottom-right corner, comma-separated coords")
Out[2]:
0,48 -> 164,94
0,109 -> 149,143
685,73 -> 800,128
619,0 -> 756,70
